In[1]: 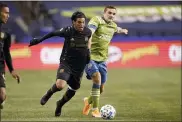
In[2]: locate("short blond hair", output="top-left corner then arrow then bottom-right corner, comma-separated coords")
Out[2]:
104,5 -> 116,13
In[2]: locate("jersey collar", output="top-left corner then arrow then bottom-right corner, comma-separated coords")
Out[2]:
102,16 -> 111,24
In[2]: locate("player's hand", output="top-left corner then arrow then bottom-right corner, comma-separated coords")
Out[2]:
11,70 -> 21,84
29,38 -> 41,47
86,49 -> 91,64
121,29 -> 128,35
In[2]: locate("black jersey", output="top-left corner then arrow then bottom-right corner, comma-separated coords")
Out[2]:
0,24 -> 14,73
36,25 -> 91,72
58,26 -> 91,72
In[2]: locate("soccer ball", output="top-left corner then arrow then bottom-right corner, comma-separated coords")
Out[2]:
100,104 -> 116,120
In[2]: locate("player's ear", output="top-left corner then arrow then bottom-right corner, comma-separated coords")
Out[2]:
72,20 -> 76,25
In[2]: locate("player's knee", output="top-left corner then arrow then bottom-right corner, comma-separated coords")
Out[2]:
0,88 -> 6,104
56,79 -> 66,89
91,72 -> 101,85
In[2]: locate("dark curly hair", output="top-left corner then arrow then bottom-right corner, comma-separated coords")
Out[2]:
71,11 -> 86,22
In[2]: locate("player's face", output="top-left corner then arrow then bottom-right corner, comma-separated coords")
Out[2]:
73,18 -> 85,31
0,7 -> 10,24
104,8 -> 116,22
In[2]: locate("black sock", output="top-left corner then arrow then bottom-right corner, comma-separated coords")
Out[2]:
59,88 -> 76,106
47,84 -> 61,95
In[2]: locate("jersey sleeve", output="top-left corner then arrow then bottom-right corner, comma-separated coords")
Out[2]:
88,16 -> 101,32
39,27 -> 67,42
3,33 -> 14,72
55,27 -> 66,37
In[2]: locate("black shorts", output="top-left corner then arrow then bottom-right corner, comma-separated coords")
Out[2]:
56,63 -> 84,90
0,72 -> 5,88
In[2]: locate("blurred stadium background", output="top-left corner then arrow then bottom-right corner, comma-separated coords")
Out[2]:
1,1 -> 181,121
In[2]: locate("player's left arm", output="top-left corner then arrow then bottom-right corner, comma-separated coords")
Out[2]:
88,25 -> 97,35
116,27 -> 128,35
29,28 -> 66,47
88,16 -> 100,35
3,33 -> 20,83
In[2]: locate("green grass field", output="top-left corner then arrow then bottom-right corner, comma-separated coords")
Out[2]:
1,68 -> 181,121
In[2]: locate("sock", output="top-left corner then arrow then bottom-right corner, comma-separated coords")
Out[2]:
47,84 -> 61,96
91,83 -> 100,109
59,88 -> 76,106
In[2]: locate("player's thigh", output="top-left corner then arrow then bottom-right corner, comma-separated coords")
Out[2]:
85,60 -> 99,79
98,62 -> 107,85
56,64 -> 71,89
67,72 -> 84,91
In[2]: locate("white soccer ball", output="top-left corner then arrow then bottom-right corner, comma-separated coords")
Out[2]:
100,104 -> 116,120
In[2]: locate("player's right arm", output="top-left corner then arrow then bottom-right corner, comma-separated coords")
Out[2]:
88,16 -> 100,35
3,32 -> 21,83
116,27 -> 128,34
29,28 -> 66,47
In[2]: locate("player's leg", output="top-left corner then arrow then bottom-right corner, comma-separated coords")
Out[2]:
83,60 -> 101,117
85,60 -> 99,104
90,72 -> 102,117
55,73 -> 82,117
90,61 -> 107,117
0,73 -> 6,109
40,79 -> 67,106
40,64 -> 70,105
99,62 -> 107,94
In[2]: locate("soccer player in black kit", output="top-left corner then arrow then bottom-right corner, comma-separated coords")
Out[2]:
29,11 -> 92,117
0,3 -> 20,109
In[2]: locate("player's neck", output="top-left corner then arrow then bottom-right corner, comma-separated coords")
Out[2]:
102,16 -> 111,24
72,25 -> 84,32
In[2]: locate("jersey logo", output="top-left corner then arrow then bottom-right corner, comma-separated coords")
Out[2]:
70,38 -> 75,41
59,69 -> 64,73
59,28 -> 63,31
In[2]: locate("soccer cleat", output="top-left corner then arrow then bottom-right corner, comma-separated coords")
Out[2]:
82,97 -> 91,115
55,100 -> 63,117
40,92 -> 52,105
92,108 -> 101,118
